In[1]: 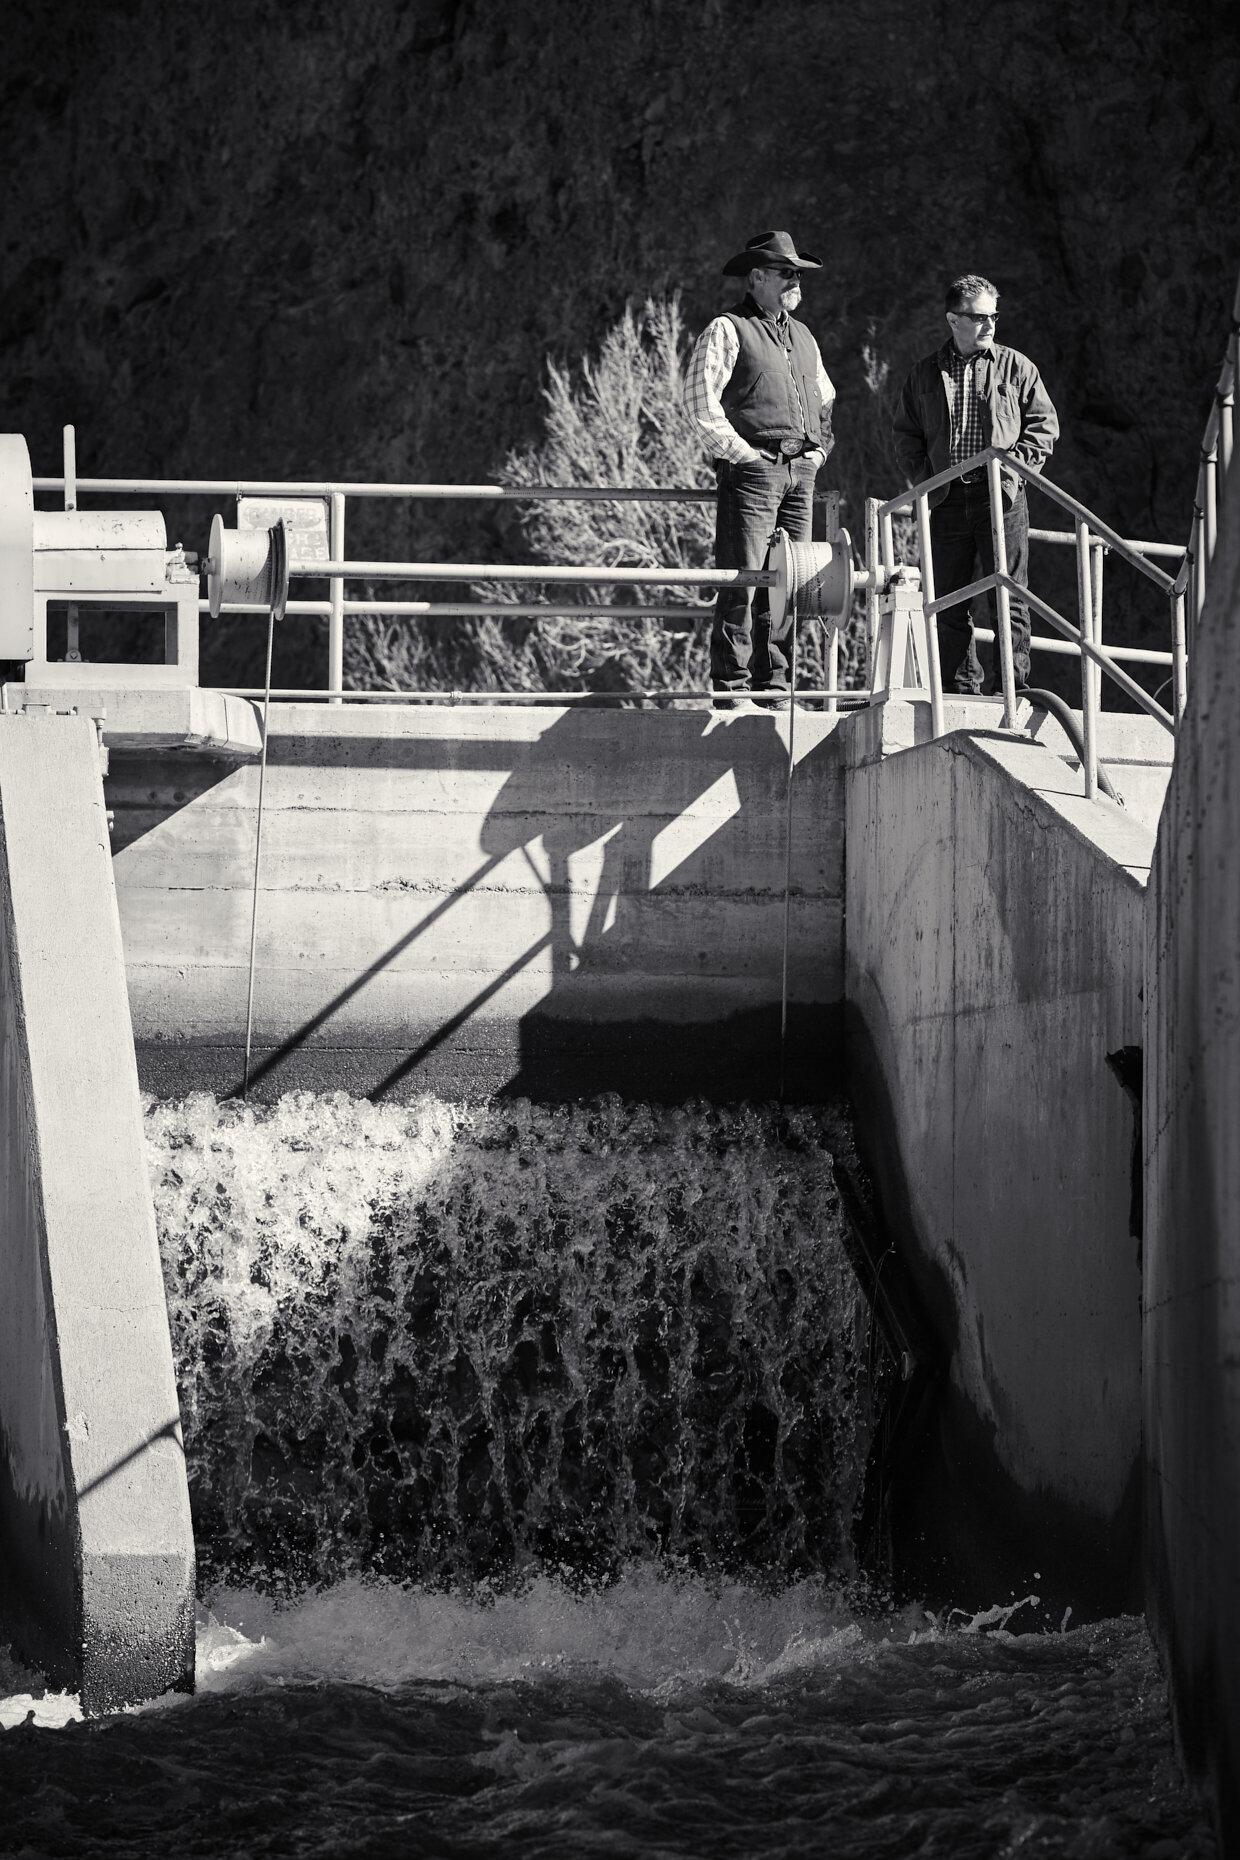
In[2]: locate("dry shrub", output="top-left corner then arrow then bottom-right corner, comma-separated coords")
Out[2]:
345,296 -> 868,699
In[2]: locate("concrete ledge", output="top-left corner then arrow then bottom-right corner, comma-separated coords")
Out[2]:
4,683 -> 261,757
845,693 -> 1173,832
0,712 -> 194,1709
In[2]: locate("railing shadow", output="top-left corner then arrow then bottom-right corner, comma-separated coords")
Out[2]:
227,705 -> 843,1105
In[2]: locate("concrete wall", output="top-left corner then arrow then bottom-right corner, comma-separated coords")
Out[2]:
107,702 -> 847,1104
0,712 -> 194,1709
843,702 -> 1154,1615
1144,459 -> 1240,1847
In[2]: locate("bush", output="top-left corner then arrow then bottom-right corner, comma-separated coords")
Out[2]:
344,295 -> 866,699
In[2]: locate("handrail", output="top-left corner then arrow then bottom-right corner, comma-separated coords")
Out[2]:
284,558 -> 776,586
871,443 -> 1189,785
44,286 -> 1239,740
871,255 -> 1239,788
32,475 -> 716,503
214,686 -> 872,704
879,446 -> 1176,591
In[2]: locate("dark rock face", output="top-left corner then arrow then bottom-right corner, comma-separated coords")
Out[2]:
2,0 -> 1238,685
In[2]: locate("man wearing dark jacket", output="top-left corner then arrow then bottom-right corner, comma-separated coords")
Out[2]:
892,274 -> 1059,695
684,231 -> 836,710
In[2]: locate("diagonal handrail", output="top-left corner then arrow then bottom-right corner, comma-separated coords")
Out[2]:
871,438 -> 1190,788
878,447 -> 1176,592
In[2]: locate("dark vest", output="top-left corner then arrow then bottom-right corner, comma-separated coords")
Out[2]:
720,297 -> 823,450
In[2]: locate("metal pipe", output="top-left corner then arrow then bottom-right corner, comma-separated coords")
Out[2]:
971,628 -> 1172,666
1203,448 -> 1218,569
1171,589 -> 1188,723
1090,537 -> 1105,732
216,686 -> 874,703
206,603 -> 1173,663
1028,527 -> 1183,559
826,627 -> 840,715
200,601 -> 715,618
878,447 -> 993,515
1191,493 -> 1206,626
986,457 -> 1018,728
328,492 -> 345,704
1218,351 -> 1235,488
292,559 -> 779,587
62,426 -> 76,512
865,497 -> 882,684
914,491 -> 945,739
1075,519 -> 1098,801
33,475 -> 717,504
924,571 -> 999,617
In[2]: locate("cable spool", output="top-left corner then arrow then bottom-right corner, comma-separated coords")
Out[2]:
207,514 -> 289,620
767,528 -> 854,631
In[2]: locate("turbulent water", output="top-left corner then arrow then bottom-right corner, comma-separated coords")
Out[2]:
0,1092 -> 1216,1856
148,1092 -> 869,1593
0,1582 -> 1214,1858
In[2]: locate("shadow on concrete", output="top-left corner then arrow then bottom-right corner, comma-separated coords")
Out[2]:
845,999 -> 1143,1620
106,751 -> 240,854
207,706 -> 844,1105
390,705 -> 842,1104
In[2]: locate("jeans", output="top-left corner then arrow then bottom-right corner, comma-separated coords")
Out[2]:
711,454 -> 818,692
929,480 -> 1031,694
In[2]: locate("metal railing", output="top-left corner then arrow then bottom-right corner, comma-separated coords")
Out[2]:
36,441 -> 867,708
39,263 -> 1239,743
871,456 -> 1182,800
868,270 -> 1238,799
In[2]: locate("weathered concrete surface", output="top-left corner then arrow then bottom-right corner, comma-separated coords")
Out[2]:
860,690 -> 1174,832
1144,458 -> 1240,1847
8,683 -> 263,758
0,712 -> 194,1709
843,709 -> 1150,1614
108,702 -> 847,1104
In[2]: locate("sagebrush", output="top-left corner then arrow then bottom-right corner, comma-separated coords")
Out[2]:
344,295 -> 869,698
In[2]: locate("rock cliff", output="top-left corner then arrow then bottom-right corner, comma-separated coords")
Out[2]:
2,0 -> 1237,686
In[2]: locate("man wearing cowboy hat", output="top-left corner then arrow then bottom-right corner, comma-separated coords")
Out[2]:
684,230 -> 836,710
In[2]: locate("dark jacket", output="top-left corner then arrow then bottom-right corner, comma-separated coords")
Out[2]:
720,296 -> 828,453
892,339 -> 1059,508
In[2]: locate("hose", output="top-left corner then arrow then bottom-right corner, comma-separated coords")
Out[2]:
1023,688 -> 1123,806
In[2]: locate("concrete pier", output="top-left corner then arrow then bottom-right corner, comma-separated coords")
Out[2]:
845,701 -> 1154,1615
0,711 -> 194,1710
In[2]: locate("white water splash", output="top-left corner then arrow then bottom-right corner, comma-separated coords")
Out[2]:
146,1091 -> 870,1592
192,1568 -> 915,1698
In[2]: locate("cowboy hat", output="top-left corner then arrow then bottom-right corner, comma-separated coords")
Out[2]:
722,230 -> 823,276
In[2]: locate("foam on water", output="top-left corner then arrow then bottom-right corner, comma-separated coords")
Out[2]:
0,1092 -> 1216,1852
147,1090 -> 870,1592
0,1581 -> 1214,1859
193,1566 -> 891,1696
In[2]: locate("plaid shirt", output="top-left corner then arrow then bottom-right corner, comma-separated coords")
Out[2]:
946,346 -> 986,474
684,313 -> 836,465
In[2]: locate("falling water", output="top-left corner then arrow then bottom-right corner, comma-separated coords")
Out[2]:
0,1090 -> 1216,1857
148,1091 -> 870,1594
